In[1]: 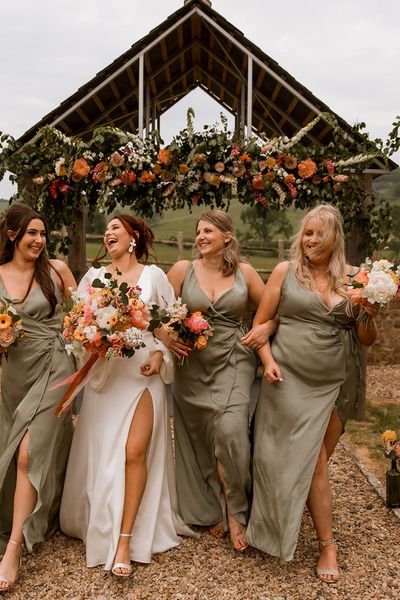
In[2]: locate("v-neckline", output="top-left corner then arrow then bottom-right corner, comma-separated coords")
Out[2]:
0,274 -> 40,305
191,264 -> 236,306
101,264 -> 147,289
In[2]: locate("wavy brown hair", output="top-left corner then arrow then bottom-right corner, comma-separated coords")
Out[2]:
195,210 -> 242,277
0,203 -> 60,316
96,214 -> 155,263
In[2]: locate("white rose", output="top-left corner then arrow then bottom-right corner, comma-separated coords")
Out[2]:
95,306 -> 118,330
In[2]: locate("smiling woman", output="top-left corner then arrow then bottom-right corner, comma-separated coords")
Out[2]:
0,203 -> 76,593
163,209 -> 277,551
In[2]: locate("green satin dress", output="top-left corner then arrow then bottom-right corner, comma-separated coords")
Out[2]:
246,265 -> 361,561
0,277 -> 75,553
173,264 -> 257,529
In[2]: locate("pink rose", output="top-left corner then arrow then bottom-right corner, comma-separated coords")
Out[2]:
0,327 -> 15,347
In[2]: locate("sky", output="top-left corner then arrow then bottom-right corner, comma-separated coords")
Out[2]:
1,0 -> 399,198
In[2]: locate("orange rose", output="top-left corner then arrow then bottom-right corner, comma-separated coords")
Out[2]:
284,174 -> 296,185
158,148 -> 172,165
298,159 -> 317,179
179,163 -> 189,174
252,174 -> 265,190
194,335 -> 207,350
140,171 -> 156,183
266,171 -> 276,182
120,170 -> 137,186
72,158 -> 90,179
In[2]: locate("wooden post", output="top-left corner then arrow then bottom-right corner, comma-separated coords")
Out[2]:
67,209 -> 86,283
177,231 -> 184,261
347,173 -> 373,420
278,239 -> 285,261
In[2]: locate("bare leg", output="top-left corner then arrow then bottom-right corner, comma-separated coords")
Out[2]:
217,462 -> 247,551
307,409 -> 343,583
113,389 -> 153,575
0,432 -> 37,590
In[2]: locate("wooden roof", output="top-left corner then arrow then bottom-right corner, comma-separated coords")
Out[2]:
20,0 -> 395,172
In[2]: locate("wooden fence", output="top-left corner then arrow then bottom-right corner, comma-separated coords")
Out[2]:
85,233 -> 288,276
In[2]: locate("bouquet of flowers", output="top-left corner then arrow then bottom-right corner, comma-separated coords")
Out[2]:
149,298 -> 213,366
54,269 -> 150,415
382,429 -> 400,462
0,300 -> 23,353
381,429 -> 400,508
347,258 -> 400,326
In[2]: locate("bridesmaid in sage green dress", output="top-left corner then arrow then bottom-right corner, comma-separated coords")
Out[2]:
246,204 -> 378,583
165,210 -> 276,551
0,203 -> 76,593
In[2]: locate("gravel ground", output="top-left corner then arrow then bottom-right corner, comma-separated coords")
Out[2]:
4,366 -> 400,599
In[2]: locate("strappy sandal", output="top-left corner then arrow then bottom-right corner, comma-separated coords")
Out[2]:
208,522 -> 225,539
228,516 -> 248,552
0,539 -> 23,593
316,539 -> 339,583
111,533 -> 132,577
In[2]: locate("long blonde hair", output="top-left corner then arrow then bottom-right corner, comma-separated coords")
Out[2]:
195,210 -> 242,276
290,204 -> 348,300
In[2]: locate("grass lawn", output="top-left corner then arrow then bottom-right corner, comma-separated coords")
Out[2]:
345,398 -> 399,484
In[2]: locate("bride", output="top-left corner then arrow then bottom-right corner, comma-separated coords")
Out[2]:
60,214 -> 193,576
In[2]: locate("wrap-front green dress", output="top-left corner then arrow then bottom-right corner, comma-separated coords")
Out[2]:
173,264 -> 257,528
246,265 -> 361,561
0,277 -> 75,553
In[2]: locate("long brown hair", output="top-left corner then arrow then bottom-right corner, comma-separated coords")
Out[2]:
96,214 -> 155,263
0,203 -> 59,316
195,210 -> 242,276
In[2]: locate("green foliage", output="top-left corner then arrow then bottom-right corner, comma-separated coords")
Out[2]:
0,111 -> 396,258
239,205 -> 293,247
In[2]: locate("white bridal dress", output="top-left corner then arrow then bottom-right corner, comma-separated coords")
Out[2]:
60,265 -> 193,569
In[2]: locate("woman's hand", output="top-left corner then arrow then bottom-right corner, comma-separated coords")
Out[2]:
140,351 -> 164,377
241,323 -> 272,349
361,301 -> 379,319
263,359 -> 283,384
154,326 -> 191,359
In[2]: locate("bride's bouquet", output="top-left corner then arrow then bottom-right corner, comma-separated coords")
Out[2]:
54,269 -> 151,415
0,300 -> 23,353
347,258 -> 400,326
149,298 -> 213,366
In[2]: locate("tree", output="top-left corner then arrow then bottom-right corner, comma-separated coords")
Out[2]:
239,205 -> 293,247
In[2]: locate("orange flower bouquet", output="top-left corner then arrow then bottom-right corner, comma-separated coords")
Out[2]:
149,298 -> 213,366
54,268 -> 151,415
0,300 -> 23,354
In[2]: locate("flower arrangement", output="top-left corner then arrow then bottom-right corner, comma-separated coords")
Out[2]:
63,269 -> 150,360
0,110 -> 390,256
382,430 -> 400,463
347,258 -> 400,325
149,297 -> 213,366
0,300 -> 23,352
54,267 -> 151,415
381,429 -> 400,508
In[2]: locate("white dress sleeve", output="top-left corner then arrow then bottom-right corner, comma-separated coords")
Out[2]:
77,267 -> 103,299
147,266 -> 175,384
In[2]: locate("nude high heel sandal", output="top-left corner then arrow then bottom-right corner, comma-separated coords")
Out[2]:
0,539 -> 23,593
111,533 -> 133,577
316,539 -> 339,583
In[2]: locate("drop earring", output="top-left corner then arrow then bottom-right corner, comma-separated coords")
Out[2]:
128,238 -> 136,254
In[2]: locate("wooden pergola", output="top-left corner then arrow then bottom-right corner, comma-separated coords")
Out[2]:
20,0 -> 395,279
